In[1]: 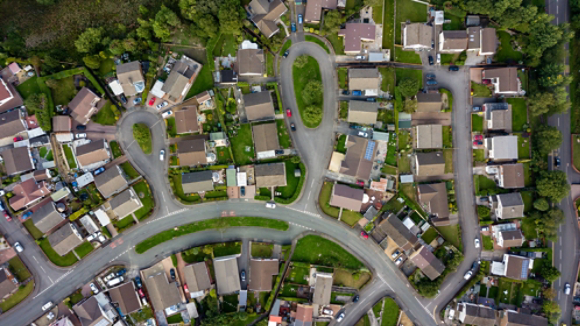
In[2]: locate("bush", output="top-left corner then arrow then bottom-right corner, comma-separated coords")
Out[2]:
132,123 -> 152,154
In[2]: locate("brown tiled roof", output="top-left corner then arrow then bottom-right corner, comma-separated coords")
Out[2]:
417,183 -> 449,219
416,92 -> 443,112
249,0 -> 287,37
73,296 -> 112,326
175,107 -> 199,134
183,262 -> 212,293
1,147 -> 33,175
194,91 -> 211,104
348,68 -> 380,90
376,213 -> 418,251
0,78 -> 23,114
483,68 -> 519,93
348,101 -> 379,124
295,304 -> 314,324
410,246 -> 445,280
248,259 -> 279,291
31,201 -> 63,234
415,152 -> 445,176
243,91 -> 275,121
499,164 -> 524,189
48,223 -> 83,256
94,165 -> 128,198
214,256 -> 241,295
403,23 -> 432,48
141,263 -> 182,312
329,184 -> 364,212
69,87 -> 101,125
9,179 -> 49,211
109,188 -> 143,219
76,140 -> 110,167
340,135 -> 376,180
237,49 -> 264,76
33,169 -> 50,181
252,123 -> 280,153
255,163 -> 287,188
116,61 -> 144,97
52,115 -> 71,133
0,110 -> 25,139
480,28 -> 498,54
177,138 -> 207,166
107,282 -> 142,315
0,268 -> 17,299
499,230 -> 524,248
441,30 -> 468,50
305,0 -> 337,22
338,23 -> 376,53
505,255 -> 530,280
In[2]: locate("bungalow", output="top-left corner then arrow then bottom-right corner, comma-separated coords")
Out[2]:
485,135 -> 518,162
340,135 -> 376,181
482,67 -> 520,95
48,223 -> 84,256
237,49 -> 265,77
181,170 -> 214,194
214,255 -> 241,295
255,163 -> 287,188
31,201 -> 64,234
329,183 -> 364,212
243,91 -> 275,121
491,254 -> 533,281
0,110 -> 26,144
402,23 -> 432,50
9,179 -> 50,211
373,213 -> 418,251
109,188 -> 143,220
174,107 -> 199,135
497,163 -> 525,189
409,246 -> 445,280
457,303 -> 497,326
248,259 -> 279,291
348,68 -> 380,94
311,271 -> 333,305
417,183 -> 449,223
0,147 -> 34,176
414,152 -> 445,177
439,30 -> 468,53
177,138 -> 208,167
141,262 -> 182,315
247,0 -> 288,38
499,310 -> 548,326
304,0 -> 338,23
493,193 -> 524,219
416,92 -> 443,112
107,282 -> 142,315
116,61 -> 145,97
73,296 -> 113,326
94,165 -> 128,198
75,139 -> 111,170
478,28 -> 498,56
338,23 -> 376,55
69,87 -> 101,125
252,123 -> 280,159
415,125 -> 442,149
347,101 -> 379,125
0,268 -> 17,300
183,262 -> 212,298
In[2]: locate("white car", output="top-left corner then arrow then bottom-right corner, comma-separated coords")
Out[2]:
0,190 -> 5,196
104,273 -> 116,281
464,270 -> 473,280
90,283 -> 99,294
436,53 -> 441,64
485,166 -> 499,175
14,242 -> 23,253
565,283 -> 571,295
156,101 -> 168,110
159,150 -> 165,161
474,238 -> 480,248
47,312 -> 55,320
42,302 -> 53,311
355,55 -> 366,60
336,312 -> 345,322
391,250 -> 400,259
265,202 -> 276,209
395,257 -> 404,265
76,133 -> 87,139
161,110 -> 172,118
357,131 -> 368,138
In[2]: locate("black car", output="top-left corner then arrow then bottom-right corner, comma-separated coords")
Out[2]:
555,157 -> 561,167
290,123 -> 296,131
120,95 -> 127,104
428,56 -> 434,65
76,125 -> 87,131
240,186 -> 246,196
449,65 -> 459,71
170,269 -> 176,280
275,149 -> 284,155
352,295 -> 360,303
342,90 -> 350,95
283,50 -> 290,58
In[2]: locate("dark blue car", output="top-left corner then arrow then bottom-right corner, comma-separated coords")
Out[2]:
116,268 -> 127,276
291,22 -> 296,32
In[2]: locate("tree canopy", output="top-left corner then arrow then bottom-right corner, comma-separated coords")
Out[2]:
534,125 -> 562,155
536,170 -> 570,203
540,265 -> 561,282
398,78 -> 419,98
75,27 -> 105,53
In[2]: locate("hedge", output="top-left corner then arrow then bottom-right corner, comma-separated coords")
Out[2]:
69,207 -> 89,221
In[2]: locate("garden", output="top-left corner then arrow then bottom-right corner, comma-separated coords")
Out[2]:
319,182 -> 363,226
292,235 -> 364,269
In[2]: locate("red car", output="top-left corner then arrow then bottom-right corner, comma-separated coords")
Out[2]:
286,109 -> 292,117
473,140 -> 483,146
482,79 -> 491,85
148,97 -> 156,106
13,136 -> 23,142
356,180 -> 365,186
361,231 -> 369,239
474,135 -> 483,141
138,289 -> 145,298
4,212 -> 11,222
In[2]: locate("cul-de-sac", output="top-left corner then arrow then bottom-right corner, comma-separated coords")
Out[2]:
0,0 -> 577,325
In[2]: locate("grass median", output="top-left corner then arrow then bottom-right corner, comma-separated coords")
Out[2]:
133,123 -> 152,155
136,217 -> 289,254
293,55 -> 323,128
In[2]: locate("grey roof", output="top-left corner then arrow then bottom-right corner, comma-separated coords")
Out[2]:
348,101 -> 379,124
329,183 -> 364,211
69,87 -> 101,125
497,193 -> 524,219
31,201 -> 64,233
499,230 -> 524,248
162,70 -> 190,103
375,213 -> 418,251
48,223 -> 83,256
94,165 -> 128,198
214,256 -> 241,295
255,163 -> 287,188
1,147 -> 33,176
312,272 -> 333,305
73,296 -> 112,326
483,67 -> 519,93
237,49 -> 264,76
415,152 -> 445,176
441,30 -> 468,50
338,23 -> 376,53
348,68 -> 380,90
501,310 -> 548,326
304,0 -> 337,22
243,91 -> 275,121
181,170 -> 214,193
465,15 -> 481,27
410,246 -> 445,280
340,135 -> 376,180
488,135 -> 518,161
141,263 -> 182,311
76,139 -> 110,167
480,28 -> 498,54
109,188 -> 143,219
0,110 -> 25,139
177,138 -> 207,166
416,93 -> 443,112
183,262 -> 212,293
416,125 -> 442,148
52,115 -> 71,133
107,282 -> 142,315
403,23 -> 432,48
116,61 -> 144,96
417,183 -> 449,219
460,303 -> 497,326
252,123 -> 280,153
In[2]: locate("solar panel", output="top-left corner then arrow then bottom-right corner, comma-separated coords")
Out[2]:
521,260 -> 529,279
364,141 -> 375,160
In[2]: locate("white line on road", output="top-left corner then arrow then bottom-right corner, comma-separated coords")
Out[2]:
560,250 -> 562,259
39,265 -> 45,273
48,276 -> 53,284
33,256 -> 39,263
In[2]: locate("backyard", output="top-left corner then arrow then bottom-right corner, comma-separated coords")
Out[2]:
229,124 -> 255,165
276,120 -> 291,148
471,82 -> 492,97
49,75 -> 78,106
292,235 -> 364,269
62,144 -> 77,169
517,133 -> 531,159
508,98 -> 528,132
133,181 -> 155,220
293,55 -> 323,128
383,0 -> 394,50
91,100 -> 119,125
394,48 -> 422,64
395,0 -> 428,44
494,31 -> 523,63
435,224 -> 462,251
318,182 -> 363,226
381,297 -> 400,326
379,67 -> 395,94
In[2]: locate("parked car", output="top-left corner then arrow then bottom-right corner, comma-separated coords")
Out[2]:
170,269 -> 176,280
148,97 -> 156,106
431,40 -> 435,49
555,157 -> 561,168
485,166 -> 498,174
156,101 -> 168,110
138,289 -> 145,298
290,123 -> 296,131
436,53 -> 441,64
159,149 -> 165,161
120,95 -> 127,104
482,79 -> 491,85
133,97 -> 142,105
353,295 -> 360,302
565,283 -> 571,295
4,212 -> 11,222
336,312 -> 345,322
464,270 -> 473,280
291,22 -> 296,32
90,283 -> 99,294
352,90 -> 362,96
356,180 -> 365,186
22,211 -> 32,220
286,109 -> 292,117
107,276 -> 124,287
342,90 -> 350,95
265,202 -> 276,209
161,110 -> 172,118
134,276 -> 142,288
473,140 -> 483,146
47,312 -> 55,320
298,14 -> 303,24
428,56 -> 434,65
426,74 -> 436,79
76,125 -> 87,131
42,302 -> 53,311
283,50 -> 290,58
391,250 -> 400,259
360,231 -> 368,239
93,167 -> 105,176
76,133 -> 87,139
474,135 -> 483,141
355,55 -> 366,60
357,131 -> 368,138
117,268 -> 127,276
472,106 -> 482,112
104,273 -> 116,281
240,186 -> 246,196
366,98 -> 376,102
275,149 -> 284,155
395,257 -> 404,265
449,65 -> 459,71
426,80 -> 438,85
13,136 -> 23,142
240,270 -> 246,282
481,226 -> 489,232
14,242 -> 23,253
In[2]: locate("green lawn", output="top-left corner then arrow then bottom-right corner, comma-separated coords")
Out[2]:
516,133 -> 531,159
326,34 -> 345,55
521,190 -> 535,213
136,217 -> 289,253
0,281 -> 34,312
16,77 -> 41,99
276,120 -> 291,148
98,58 -> 115,77
494,31 -> 523,63
293,55 -> 323,128
383,0 -> 394,50
230,124 -> 255,165
319,182 -> 362,226
62,144 -> 77,169
280,40 -> 292,54
379,67 -> 395,93
133,181 -> 155,220
267,51 -> 275,77
276,160 -> 300,199
133,123 -> 152,155
337,134 -> 347,153
482,235 -> 494,250
166,117 -> 176,138
573,135 -> 580,171
91,100 -> 119,125
395,68 -> 423,86
395,0 -> 428,44
523,162 -> 533,187
120,162 -> 140,179
472,114 -> 484,132
442,126 -> 453,148
381,298 -> 400,326
23,219 -> 43,239
213,242 -> 242,257
170,173 -> 201,204
74,241 -> 94,259
186,64 -> 213,98
110,141 -> 123,159
394,48 -> 422,64
508,98 -> 527,132
38,238 -> 79,266
212,34 -> 238,57
473,148 -> 485,162
338,67 -> 348,89
305,35 -> 331,54
340,101 -> 348,120
471,82 -> 492,97
435,224 -> 462,251
251,242 -> 274,258
421,228 -> 438,244
443,14 -> 465,30
113,215 -> 136,232
49,76 -> 78,106
292,235 -> 364,269
8,257 -> 30,282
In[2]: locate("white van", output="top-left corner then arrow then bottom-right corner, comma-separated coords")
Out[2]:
107,276 -> 124,287
265,202 -> 276,209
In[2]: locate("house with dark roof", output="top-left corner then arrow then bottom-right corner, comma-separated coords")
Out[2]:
414,152 -> 445,177
247,0 -> 288,38
499,310 -> 548,326
177,138 -> 208,167
0,110 -> 26,143
219,70 -> 238,84
9,179 -> 50,211
409,246 -> 445,280
482,67 -> 520,95
416,92 -> 443,112
340,135 -> 376,181
252,123 -> 280,159
73,296 -> 113,326
160,56 -> 201,104
403,23 -> 432,50
338,23 -> 376,54
311,272 -> 333,305
48,223 -> 84,256
348,68 -> 380,92
373,213 -> 418,251
416,124 -> 442,149
497,229 -> 524,248
486,135 -> 518,161
347,101 -> 379,125
439,30 -> 468,52
107,282 -> 142,315
457,303 -> 497,326
304,0 -> 338,23
0,147 -> 34,176
484,102 -> 512,132
497,163 -> 524,189
75,139 -> 111,170
255,163 -> 287,188
181,170 -> 214,194
109,188 -> 143,219
493,193 -> 524,219
0,268 -> 17,299
329,183 -> 364,212
140,262 -> 182,314
183,261 -> 212,298
243,91 -> 275,121
237,49 -> 265,76
31,201 -> 64,234
116,61 -> 145,97
491,254 -> 533,280
174,107 -> 199,135
69,87 -> 101,125
417,183 -> 449,222
214,255 -> 241,295
94,165 -> 128,198
248,259 -> 279,291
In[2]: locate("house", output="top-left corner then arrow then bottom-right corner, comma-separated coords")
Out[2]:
0,74 -> 23,114
497,229 -> 524,248
237,49 -> 265,76
311,271 -> 333,305
48,223 -> 83,256
497,163 -> 524,189
107,282 -> 142,315
0,110 -> 26,143
252,123 -> 280,159
94,165 -> 128,198
348,68 -> 380,93
338,23 -> 376,54
416,92 -> 443,112
457,303 -> 497,326
340,135 -> 376,181
73,296 -> 113,326
75,140 -> 111,170
294,304 -> 314,326
329,183 -> 364,212
482,68 -> 520,95
0,268 -> 17,299
9,179 -> 50,211
493,193 -> 524,219
486,135 -> 518,161
347,101 -> 379,125
116,61 -> 145,97
373,213 -> 418,251
416,125 -> 443,149
417,183 -> 449,222
415,152 -> 445,176
161,56 -> 201,104
33,169 -> 51,182
52,115 -> 72,133
247,0 -> 288,38
255,163 -> 287,188
219,70 -> 238,84
478,28 -> 498,56
69,87 -> 101,125
304,0 -> 338,23
177,138 -> 208,166
183,262 -> 212,298
439,30 -> 468,53
109,188 -> 143,219
243,91 -> 275,121
141,262 -> 182,314
0,147 -> 34,175
213,255 -> 241,295
248,259 -> 279,291
498,310 -> 548,326
409,246 -> 445,280
491,254 -> 533,280
181,170 -> 214,194
194,91 -> 213,109
31,201 -> 64,234
403,23 -> 432,50
484,102 -> 511,131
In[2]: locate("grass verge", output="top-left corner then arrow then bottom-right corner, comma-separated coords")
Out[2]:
133,123 -> 152,155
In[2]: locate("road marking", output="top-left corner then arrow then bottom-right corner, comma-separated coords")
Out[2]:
33,269 -> 75,299
558,117 -> 560,126
307,190 -> 312,200
48,276 -> 53,284
560,250 -> 562,259
127,140 -> 136,148
33,256 -> 39,263
39,265 -> 46,273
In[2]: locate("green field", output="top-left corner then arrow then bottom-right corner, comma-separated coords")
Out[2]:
293,56 -> 323,128
292,235 -> 364,269
421,228 -> 438,244
16,77 -> 41,99
471,82 -> 492,97
230,124 -> 255,165
23,220 -> 43,239
383,0 -> 394,50
91,100 -> 118,125
267,51 -> 275,77
495,31 -> 523,63
395,68 -> 423,86
276,120 -> 291,148
121,162 -> 140,179
276,160 -> 301,199
326,34 -> 345,55
379,67 -> 395,94
435,224 -> 462,251
110,141 -> 123,158
394,48 -> 422,64
508,98 -> 528,132
213,242 -> 242,257
574,135 -> 580,171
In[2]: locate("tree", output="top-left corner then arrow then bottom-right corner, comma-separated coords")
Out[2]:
402,98 -> 417,113
540,265 -> 561,282
528,92 -> 554,116
304,106 -> 323,124
415,278 -> 441,297
533,198 -> 550,211
302,80 -> 323,105
291,156 -> 301,164
151,6 -> 181,42
36,0 -> 55,4
225,98 -> 237,114
538,63 -> 572,89
293,55 -> 309,68
83,55 -> 101,69
543,288 -> 556,300
477,205 -> 491,219
108,39 -> 125,56
543,300 -> 561,323
524,14 -> 571,63
537,170 -> 570,203
136,18 -> 153,40
75,27 -> 105,53
535,125 -> 562,155
123,38 -> 137,52
189,15 -> 219,39
537,208 -> 565,240
323,10 -> 342,35
218,0 -> 245,35
398,78 -> 419,98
